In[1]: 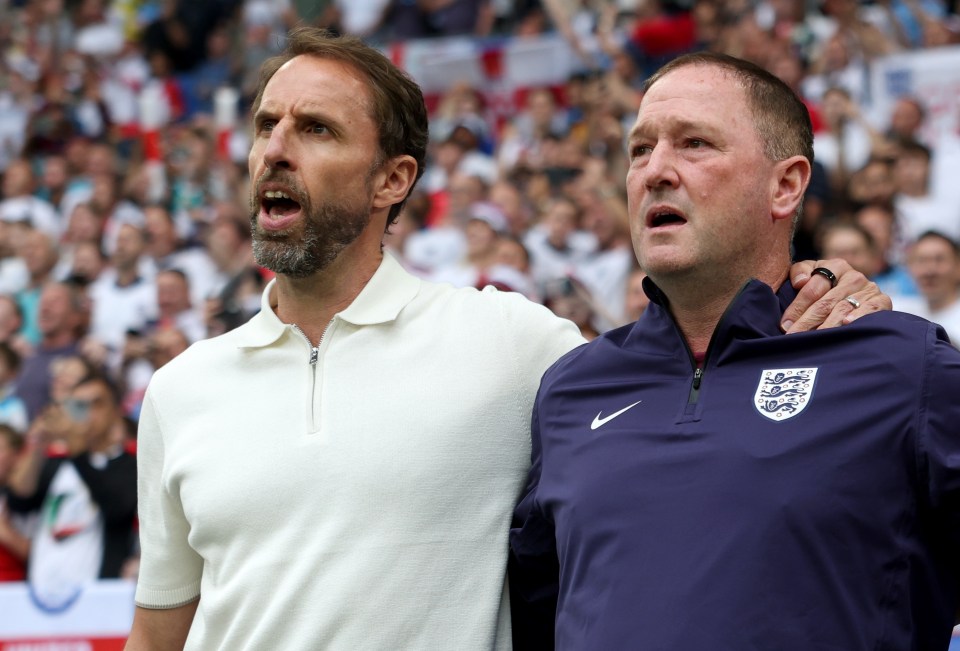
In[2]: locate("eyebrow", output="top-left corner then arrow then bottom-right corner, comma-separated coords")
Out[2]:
252,104 -> 346,136
634,117 -> 725,148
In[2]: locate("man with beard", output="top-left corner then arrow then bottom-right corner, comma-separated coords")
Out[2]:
125,30 -> 889,650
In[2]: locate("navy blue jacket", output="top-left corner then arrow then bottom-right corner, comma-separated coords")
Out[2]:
510,278 -> 960,650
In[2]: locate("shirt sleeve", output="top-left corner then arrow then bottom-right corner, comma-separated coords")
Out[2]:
134,385 -> 203,609
492,289 -> 585,432
509,395 -> 559,651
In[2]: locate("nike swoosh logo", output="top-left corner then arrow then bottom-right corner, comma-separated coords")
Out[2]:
590,400 -> 643,430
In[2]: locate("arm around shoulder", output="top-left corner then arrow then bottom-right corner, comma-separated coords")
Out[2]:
125,600 -> 199,651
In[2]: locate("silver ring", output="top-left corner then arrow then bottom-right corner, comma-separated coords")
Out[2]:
845,295 -> 861,309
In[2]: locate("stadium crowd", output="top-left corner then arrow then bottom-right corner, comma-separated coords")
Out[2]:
0,0 -> 959,614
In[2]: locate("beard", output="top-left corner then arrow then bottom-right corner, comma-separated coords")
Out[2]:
250,174 -> 373,278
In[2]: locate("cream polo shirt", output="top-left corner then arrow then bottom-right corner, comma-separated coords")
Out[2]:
135,253 -> 584,650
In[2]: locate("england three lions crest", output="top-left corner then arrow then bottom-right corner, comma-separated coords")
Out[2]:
754,368 -> 818,421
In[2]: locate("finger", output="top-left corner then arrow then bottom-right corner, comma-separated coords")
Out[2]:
816,290 -> 864,330
806,272 -> 887,331
786,259 -> 815,288
782,259 -> 853,332
840,284 -> 891,325
804,267 -> 873,331
829,265 -> 885,326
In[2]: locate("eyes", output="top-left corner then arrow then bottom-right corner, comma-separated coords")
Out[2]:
630,138 -> 709,160
256,119 -> 330,136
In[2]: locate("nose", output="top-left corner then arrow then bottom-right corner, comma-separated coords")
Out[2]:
641,143 -> 679,190
261,122 -> 296,171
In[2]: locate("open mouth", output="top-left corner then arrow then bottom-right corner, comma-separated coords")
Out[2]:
262,190 -> 302,218
648,210 -> 686,228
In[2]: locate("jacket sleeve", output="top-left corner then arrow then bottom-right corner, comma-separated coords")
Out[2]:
917,324 -> 960,550
509,398 -> 558,651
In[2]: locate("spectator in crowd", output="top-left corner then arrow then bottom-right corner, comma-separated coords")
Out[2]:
574,184 -> 635,331
15,281 -> 87,421
523,194 -> 594,295
854,201 -> 920,304
47,355 -> 99,417
404,170 -> 483,273
819,220 -> 880,279
489,178 -> 533,238
202,207 -> 263,336
802,31 -> 869,105
493,234 -> 534,280
120,323 -> 193,421
89,170 -> 146,245
430,82 -> 494,157
0,424 -> 30,583
36,155 -> 71,211
142,204 -> 217,308
15,229 -> 61,346
56,202 -> 107,279
7,371 -> 136,608
0,219 -> 29,297
86,222 -> 157,370
431,201 -> 508,287
0,158 -> 62,239
905,230 -> 960,346
846,156 -> 896,208
0,342 -> 28,434
824,0 -> 900,58
885,95 -> 927,144
893,139 -> 960,244
165,125 -> 218,230
0,295 -> 26,355
498,86 -> 569,173
543,274 -> 601,340
59,142 -> 126,229
814,86 -> 874,194
64,240 -> 107,287
767,46 -> 825,133
154,268 -> 206,343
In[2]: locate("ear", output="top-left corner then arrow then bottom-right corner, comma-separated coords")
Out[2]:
771,155 -> 811,223
372,155 -> 418,211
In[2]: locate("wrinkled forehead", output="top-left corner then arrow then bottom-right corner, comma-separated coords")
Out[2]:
634,65 -> 749,131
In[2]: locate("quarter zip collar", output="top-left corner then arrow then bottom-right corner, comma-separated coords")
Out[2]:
626,273 -> 795,363
235,252 -> 422,350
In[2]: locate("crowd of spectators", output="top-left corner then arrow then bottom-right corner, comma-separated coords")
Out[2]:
0,0 -> 959,609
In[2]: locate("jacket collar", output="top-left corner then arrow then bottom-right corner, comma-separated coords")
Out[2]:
627,274 -> 795,357
236,252 -> 421,349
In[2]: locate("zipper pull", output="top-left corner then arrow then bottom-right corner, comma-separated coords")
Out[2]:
309,347 -> 319,365
693,367 -> 703,390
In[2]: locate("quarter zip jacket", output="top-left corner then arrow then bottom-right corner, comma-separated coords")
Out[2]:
511,276 -> 960,651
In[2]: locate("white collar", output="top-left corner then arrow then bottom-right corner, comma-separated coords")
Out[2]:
235,252 -> 421,349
